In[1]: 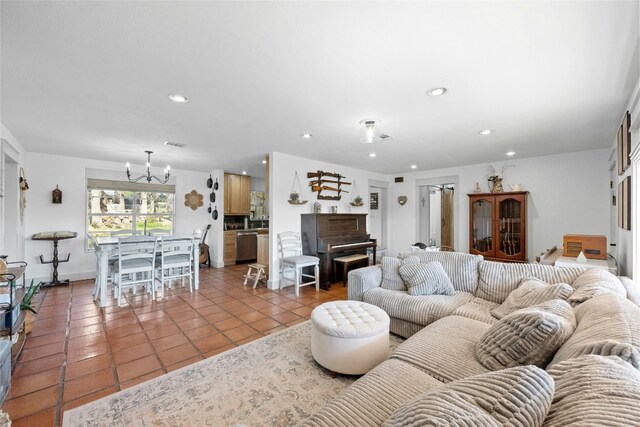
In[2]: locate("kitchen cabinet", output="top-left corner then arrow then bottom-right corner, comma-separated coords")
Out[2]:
224,173 -> 250,215
224,231 -> 237,266
468,191 -> 528,262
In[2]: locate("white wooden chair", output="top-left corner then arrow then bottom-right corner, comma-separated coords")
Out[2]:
110,229 -> 141,237
155,237 -> 193,298
113,236 -> 157,306
278,231 -> 319,297
146,228 -> 173,236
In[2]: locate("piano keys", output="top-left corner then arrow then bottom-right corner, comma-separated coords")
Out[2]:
301,213 -> 377,289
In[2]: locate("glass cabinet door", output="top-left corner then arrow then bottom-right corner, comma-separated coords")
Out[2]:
471,198 -> 493,254
496,196 -> 523,258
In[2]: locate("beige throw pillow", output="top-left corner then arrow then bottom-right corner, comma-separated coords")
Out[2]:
544,355 -> 640,426
476,299 -> 576,370
381,256 -> 420,291
383,365 -> 554,427
490,277 -> 573,319
398,261 -> 455,296
567,268 -> 626,305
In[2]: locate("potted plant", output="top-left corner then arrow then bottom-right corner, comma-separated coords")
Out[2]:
350,196 -> 364,207
20,280 -> 40,334
288,192 -> 307,204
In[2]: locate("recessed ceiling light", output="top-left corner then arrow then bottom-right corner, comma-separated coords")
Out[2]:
427,87 -> 447,97
301,133 -> 313,139
479,129 -> 494,136
168,93 -> 189,103
505,151 -> 516,156
369,153 -> 377,158
410,164 -> 417,169
261,159 -> 267,164
241,171 -> 247,175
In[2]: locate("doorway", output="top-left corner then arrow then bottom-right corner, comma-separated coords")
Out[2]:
368,181 -> 388,254
1,148 -> 20,258
418,178 -> 457,249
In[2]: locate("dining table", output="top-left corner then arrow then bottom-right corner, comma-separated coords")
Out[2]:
94,234 -> 200,308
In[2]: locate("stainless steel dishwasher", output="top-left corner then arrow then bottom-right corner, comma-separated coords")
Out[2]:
236,231 -> 258,262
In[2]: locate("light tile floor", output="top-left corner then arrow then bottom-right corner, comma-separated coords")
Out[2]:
1,264 -> 348,426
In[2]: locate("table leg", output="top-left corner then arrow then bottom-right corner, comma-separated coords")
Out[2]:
98,252 -> 108,308
193,244 -> 199,290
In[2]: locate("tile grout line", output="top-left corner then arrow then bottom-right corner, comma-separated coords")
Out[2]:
54,286 -> 72,427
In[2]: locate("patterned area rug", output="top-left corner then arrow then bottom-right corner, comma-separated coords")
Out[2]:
63,321 -> 404,427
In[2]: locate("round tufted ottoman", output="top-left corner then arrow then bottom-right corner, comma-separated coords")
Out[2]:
311,300 -> 390,375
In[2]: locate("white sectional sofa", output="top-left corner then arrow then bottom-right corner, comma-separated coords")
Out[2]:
300,251 -> 640,426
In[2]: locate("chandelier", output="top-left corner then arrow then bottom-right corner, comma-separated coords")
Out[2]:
126,151 -> 171,184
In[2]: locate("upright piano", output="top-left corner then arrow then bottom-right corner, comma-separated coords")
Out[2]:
301,213 -> 377,289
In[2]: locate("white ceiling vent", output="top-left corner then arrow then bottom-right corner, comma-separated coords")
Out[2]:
164,141 -> 185,148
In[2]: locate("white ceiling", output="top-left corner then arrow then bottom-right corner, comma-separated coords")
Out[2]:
2,1 -> 638,179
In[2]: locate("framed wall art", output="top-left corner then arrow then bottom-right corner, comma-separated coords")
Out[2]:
370,192 -> 379,210
617,110 -> 631,176
618,176 -> 631,230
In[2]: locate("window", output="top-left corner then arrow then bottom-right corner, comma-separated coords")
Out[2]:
86,179 -> 176,240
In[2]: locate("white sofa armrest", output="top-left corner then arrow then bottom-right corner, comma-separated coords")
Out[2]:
348,265 -> 382,301
619,276 -> 640,307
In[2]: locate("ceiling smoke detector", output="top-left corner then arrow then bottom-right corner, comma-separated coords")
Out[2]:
164,141 -> 185,148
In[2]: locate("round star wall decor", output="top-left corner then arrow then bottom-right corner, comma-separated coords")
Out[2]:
184,190 -> 204,211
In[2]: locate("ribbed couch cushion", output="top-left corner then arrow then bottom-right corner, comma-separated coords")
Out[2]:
476,261 -> 585,304
362,288 -> 474,327
399,262 -> 455,296
548,293 -> 640,369
380,256 -> 420,291
399,251 -> 483,293
390,315 -> 491,382
567,268 -> 627,305
299,359 -> 442,427
544,355 -> 640,427
383,365 -> 554,427
451,297 -> 499,324
491,277 -> 573,319
476,300 -> 576,370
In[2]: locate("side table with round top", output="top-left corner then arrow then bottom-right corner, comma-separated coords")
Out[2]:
311,300 -> 390,375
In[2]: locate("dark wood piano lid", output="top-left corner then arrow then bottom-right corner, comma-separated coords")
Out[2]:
301,213 -> 368,236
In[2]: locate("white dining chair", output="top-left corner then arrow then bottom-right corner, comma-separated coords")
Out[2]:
110,229 -> 141,237
146,228 -> 173,236
155,237 -> 193,298
278,231 -> 319,297
113,235 -> 157,306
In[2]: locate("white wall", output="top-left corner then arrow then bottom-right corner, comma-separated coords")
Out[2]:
250,177 -> 266,192
386,149 -> 611,262
268,152 -> 388,289
24,152 -> 213,282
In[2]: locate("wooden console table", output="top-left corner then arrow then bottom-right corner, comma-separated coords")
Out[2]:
32,231 -> 77,286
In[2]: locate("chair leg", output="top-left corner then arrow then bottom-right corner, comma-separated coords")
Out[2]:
315,264 -> 320,292
295,267 -> 300,297
253,267 -> 261,289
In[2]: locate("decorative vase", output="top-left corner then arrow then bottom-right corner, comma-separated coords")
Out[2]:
488,177 -> 503,193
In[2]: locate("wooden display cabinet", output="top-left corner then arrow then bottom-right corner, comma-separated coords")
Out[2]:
468,191 -> 529,262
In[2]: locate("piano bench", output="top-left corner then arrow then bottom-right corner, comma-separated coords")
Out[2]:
333,254 -> 370,287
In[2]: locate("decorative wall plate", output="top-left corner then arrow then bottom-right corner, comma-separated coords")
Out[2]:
184,190 -> 204,211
